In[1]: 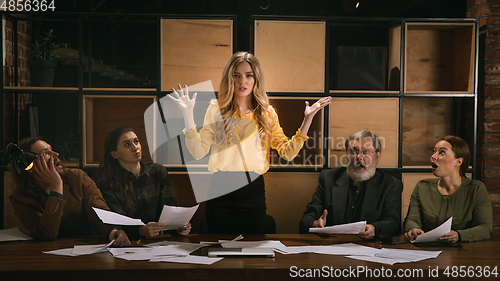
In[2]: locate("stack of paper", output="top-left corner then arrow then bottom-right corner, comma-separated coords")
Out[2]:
220,240 -> 288,253
43,240 -> 114,257
347,248 -> 442,265
277,243 -> 381,256
43,240 -> 221,265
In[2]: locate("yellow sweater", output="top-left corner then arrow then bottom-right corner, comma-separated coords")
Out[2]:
183,100 -> 307,174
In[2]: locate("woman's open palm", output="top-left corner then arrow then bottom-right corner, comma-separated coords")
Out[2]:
168,84 -> 197,114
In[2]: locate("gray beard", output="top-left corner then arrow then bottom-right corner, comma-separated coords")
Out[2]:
346,160 -> 377,182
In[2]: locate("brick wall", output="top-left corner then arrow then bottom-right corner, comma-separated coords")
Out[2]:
3,16 -> 33,145
4,16 -> 32,86
468,0 -> 500,227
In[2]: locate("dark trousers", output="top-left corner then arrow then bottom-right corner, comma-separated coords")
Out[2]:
206,172 -> 266,234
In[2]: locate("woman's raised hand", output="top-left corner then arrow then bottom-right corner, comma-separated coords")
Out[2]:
304,96 -> 332,120
298,96 -> 331,137
168,84 -> 197,131
168,84 -> 197,114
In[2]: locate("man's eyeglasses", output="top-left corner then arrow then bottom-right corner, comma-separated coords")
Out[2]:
348,149 -> 376,158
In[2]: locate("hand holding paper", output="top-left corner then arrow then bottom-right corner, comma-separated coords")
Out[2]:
158,205 -> 199,231
309,221 -> 366,234
411,217 -> 453,243
437,229 -> 460,243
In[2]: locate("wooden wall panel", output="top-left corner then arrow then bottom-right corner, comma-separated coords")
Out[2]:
402,97 -> 453,167
264,172 -> 320,234
83,96 -> 156,166
169,172 -> 322,234
405,23 -> 474,93
328,98 -> 399,168
451,26 -> 475,93
161,19 -> 233,91
255,20 -> 325,92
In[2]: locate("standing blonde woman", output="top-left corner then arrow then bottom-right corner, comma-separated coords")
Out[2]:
169,51 -> 331,234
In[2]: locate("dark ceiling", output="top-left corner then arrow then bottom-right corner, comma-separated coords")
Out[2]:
56,0 -> 467,18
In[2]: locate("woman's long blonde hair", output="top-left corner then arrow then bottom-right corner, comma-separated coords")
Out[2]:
216,52 -> 271,145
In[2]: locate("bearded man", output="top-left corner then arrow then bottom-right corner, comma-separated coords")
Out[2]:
299,130 -> 403,239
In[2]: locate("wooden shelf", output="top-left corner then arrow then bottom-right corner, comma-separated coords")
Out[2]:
254,20 -> 325,92
82,88 -> 156,92
328,97 -> 399,168
160,19 -> 233,92
61,160 -> 80,167
269,97 -> 324,168
402,97 -> 454,167
328,21 -> 401,91
3,86 -> 79,91
83,95 -> 157,167
329,90 -> 399,94
404,22 -> 475,93
264,172 -> 320,234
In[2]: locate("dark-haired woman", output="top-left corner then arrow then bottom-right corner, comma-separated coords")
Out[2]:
97,126 -> 191,239
404,135 -> 492,243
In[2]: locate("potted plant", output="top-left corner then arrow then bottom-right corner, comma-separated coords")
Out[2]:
58,133 -> 80,163
28,29 -> 59,87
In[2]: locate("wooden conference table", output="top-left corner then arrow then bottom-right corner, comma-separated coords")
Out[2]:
1,232 -> 499,281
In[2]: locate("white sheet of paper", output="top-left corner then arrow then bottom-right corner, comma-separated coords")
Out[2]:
346,255 -> 399,265
149,255 -> 223,265
309,221 -> 366,234
148,244 -> 203,256
200,234 -> 244,246
313,243 -> 381,256
43,248 -> 76,256
144,241 -> 204,248
277,243 -> 380,256
412,217 -> 453,243
274,245 -> 317,254
220,240 -> 288,254
109,247 -> 153,256
158,205 -> 199,231
375,248 -> 441,262
220,240 -> 286,251
43,241 -> 113,257
92,207 -> 145,226
109,248 -> 154,261
347,248 -> 441,265
0,227 -> 33,242
72,240 -> 114,256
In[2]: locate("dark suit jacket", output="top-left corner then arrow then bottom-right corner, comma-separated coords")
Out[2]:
299,167 -> 403,236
